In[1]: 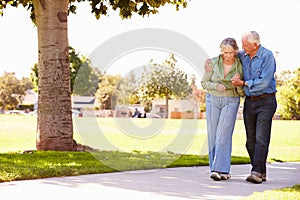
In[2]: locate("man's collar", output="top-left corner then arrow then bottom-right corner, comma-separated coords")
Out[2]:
244,45 -> 262,58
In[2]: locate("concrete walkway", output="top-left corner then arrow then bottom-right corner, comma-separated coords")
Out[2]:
1,162 -> 299,200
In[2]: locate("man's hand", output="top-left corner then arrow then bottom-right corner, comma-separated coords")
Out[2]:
204,59 -> 213,72
231,73 -> 244,86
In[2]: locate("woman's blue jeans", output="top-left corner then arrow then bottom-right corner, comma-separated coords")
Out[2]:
206,94 -> 240,173
243,95 -> 277,175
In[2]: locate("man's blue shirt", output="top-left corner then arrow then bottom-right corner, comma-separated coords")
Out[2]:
238,46 -> 277,96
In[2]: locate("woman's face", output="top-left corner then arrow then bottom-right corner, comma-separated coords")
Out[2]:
221,46 -> 236,63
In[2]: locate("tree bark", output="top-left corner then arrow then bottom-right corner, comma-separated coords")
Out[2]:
165,91 -> 169,119
33,0 -> 73,151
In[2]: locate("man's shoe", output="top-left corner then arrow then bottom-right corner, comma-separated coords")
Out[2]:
220,173 -> 231,180
262,173 -> 266,181
210,172 -> 221,181
246,171 -> 262,184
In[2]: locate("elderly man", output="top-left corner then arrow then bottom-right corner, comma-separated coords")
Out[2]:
231,31 -> 277,184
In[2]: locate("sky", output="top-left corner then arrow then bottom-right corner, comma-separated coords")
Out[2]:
0,0 -> 299,79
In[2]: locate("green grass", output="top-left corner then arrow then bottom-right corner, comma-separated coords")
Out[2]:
0,115 -> 299,198
241,184 -> 300,200
0,115 -> 37,152
1,115 -> 299,162
0,150 -> 249,182
0,151 -> 113,182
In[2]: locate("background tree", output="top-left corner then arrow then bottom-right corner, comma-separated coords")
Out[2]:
30,63 -> 39,92
0,0 -> 188,151
69,47 -> 101,96
69,46 -> 83,94
95,74 -> 121,110
276,68 -> 300,119
20,77 -> 34,91
190,74 -> 206,111
275,70 -> 293,87
72,60 -> 102,96
0,72 -> 26,110
116,70 -> 140,105
140,53 -> 192,118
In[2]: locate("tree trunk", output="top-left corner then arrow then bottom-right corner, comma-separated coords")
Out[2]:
33,0 -> 73,151
165,91 -> 169,119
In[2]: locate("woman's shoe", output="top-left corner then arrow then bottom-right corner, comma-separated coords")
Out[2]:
210,172 -> 221,181
220,173 -> 231,180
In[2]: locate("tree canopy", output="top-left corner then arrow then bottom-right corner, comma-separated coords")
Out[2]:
0,0 -> 188,20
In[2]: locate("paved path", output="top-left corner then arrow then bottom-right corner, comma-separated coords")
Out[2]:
1,162 -> 299,200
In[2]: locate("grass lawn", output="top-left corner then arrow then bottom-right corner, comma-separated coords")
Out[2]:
242,184 -> 300,200
1,115 -> 299,162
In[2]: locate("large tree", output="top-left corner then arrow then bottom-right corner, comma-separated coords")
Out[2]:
0,0 -> 188,151
31,46 -> 102,96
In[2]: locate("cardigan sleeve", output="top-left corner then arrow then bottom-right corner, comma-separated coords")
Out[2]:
201,69 -> 218,91
201,58 -> 219,91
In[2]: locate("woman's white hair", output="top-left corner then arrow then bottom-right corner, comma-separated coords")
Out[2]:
219,37 -> 239,53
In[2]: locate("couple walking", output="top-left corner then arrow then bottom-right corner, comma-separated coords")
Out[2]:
201,31 -> 277,184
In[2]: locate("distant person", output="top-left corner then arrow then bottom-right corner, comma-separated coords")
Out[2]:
231,31 -> 277,184
132,108 -> 140,118
201,38 -> 244,181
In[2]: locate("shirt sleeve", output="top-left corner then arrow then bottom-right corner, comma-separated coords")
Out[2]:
234,58 -> 245,96
247,54 -> 276,94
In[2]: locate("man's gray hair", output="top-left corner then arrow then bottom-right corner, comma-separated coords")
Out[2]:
242,31 -> 260,45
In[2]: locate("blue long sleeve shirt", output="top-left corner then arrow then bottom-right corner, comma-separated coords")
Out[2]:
238,45 -> 277,96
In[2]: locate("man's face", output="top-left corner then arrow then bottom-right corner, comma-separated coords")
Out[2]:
242,37 -> 257,56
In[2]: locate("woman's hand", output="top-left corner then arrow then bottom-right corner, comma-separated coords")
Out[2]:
216,83 -> 226,92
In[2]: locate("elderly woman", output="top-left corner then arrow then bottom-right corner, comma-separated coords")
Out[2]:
201,38 -> 244,181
